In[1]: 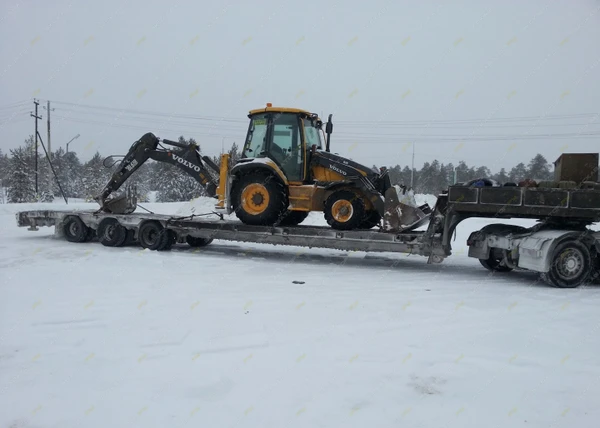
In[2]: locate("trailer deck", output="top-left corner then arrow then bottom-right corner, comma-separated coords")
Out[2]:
14,184 -> 600,288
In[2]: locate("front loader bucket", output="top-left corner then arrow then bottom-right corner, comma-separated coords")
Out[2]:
98,186 -> 138,214
383,187 -> 431,232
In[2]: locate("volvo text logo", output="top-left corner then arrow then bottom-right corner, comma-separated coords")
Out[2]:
173,154 -> 202,173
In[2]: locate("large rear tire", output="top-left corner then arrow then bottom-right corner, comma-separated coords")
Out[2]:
97,218 -> 128,247
324,190 -> 366,230
279,210 -> 309,226
232,172 -> 288,226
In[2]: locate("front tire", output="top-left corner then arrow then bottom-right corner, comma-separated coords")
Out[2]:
543,240 -> 593,288
232,172 -> 288,226
324,190 -> 366,230
360,210 -> 382,229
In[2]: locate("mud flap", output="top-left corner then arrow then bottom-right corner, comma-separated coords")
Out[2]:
99,186 -> 138,214
383,187 -> 431,232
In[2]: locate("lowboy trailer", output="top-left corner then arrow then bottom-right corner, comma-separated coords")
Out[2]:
15,185 -> 600,288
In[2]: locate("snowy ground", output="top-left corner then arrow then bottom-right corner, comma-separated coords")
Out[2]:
1,197 -> 599,428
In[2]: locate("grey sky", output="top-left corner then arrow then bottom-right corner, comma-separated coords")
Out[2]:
1,0 -> 599,173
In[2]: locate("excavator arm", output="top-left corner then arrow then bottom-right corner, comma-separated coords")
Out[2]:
96,132 -> 220,214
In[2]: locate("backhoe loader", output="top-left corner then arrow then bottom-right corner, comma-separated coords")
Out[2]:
96,104 -> 431,232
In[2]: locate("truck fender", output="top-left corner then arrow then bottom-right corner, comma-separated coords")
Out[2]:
517,230 -> 592,273
230,158 -> 289,185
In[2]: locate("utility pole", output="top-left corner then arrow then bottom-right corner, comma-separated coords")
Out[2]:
45,100 -> 53,159
30,99 -> 41,195
410,142 -> 415,189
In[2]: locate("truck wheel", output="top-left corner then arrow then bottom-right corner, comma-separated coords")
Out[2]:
138,221 -> 171,251
186,236 -> 213,247
97,218 -> 128,247
63,216 -> 90,243
543,240 -> 593,288
479,256 -> 512,272
324,190 -> 366,230
232,172 -> 288,226
360,211 -> 382,229
278,210 -> 309,226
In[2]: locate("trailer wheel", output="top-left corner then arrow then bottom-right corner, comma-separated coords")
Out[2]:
186,236 -> 213,247
138,221 -> 172,251
97,218 -> 128,247
63,216 -> 90,243
543,240 -> 593,288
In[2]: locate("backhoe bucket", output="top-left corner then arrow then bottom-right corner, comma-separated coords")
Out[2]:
383,186 -> 431,232
98,186 -> 138,214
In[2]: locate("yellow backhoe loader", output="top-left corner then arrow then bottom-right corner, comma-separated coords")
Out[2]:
96,104 -> 431,232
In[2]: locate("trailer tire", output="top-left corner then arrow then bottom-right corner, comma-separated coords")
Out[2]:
543,240 -> 593,288
97,218 -> 128,247
138,221 -> 171,251
159,230 -> 177,251
186,236 -> 213,247
63,216 -> 90,243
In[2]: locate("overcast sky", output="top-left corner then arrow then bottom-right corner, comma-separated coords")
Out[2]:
1,0 -> 599,173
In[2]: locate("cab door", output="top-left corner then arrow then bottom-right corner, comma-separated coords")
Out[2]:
267,113 -> 305,182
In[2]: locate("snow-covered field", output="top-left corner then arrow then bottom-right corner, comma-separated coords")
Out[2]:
1,197 -> 599,428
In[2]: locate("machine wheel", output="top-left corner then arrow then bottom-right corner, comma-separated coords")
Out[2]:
138,221 -> 171,251
479,256 -> 513,272
360,210 -> 382,229
324,190 -> 366,230
232,172 -> 288,226
542,240 -> 593,288
186,236 -> 214,247
63,216 -> 90,243
278,210 -> 309,226
97,218 -> 128,247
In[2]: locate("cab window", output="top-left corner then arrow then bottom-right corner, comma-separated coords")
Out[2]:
243,114 -> 268,157
303,118 -> 322,149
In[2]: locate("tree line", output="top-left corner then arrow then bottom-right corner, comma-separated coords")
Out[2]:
0,134 -> 554,203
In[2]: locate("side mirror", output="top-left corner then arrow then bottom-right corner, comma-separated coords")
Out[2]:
326,114 -> 333,134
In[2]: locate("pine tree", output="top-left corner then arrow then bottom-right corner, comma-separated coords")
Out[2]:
493,168 -> 509,184
81,152 -> 111,200
509,162 -> 528,182
527,154 -> 552,180
6,146 -> 36,203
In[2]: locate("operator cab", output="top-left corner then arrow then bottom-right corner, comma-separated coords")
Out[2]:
242,105 -> 324,182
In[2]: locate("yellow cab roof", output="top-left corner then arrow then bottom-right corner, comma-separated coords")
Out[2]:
248,106 -> 315,117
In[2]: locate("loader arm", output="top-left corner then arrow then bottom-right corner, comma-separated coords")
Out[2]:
97,132 -> 220,213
